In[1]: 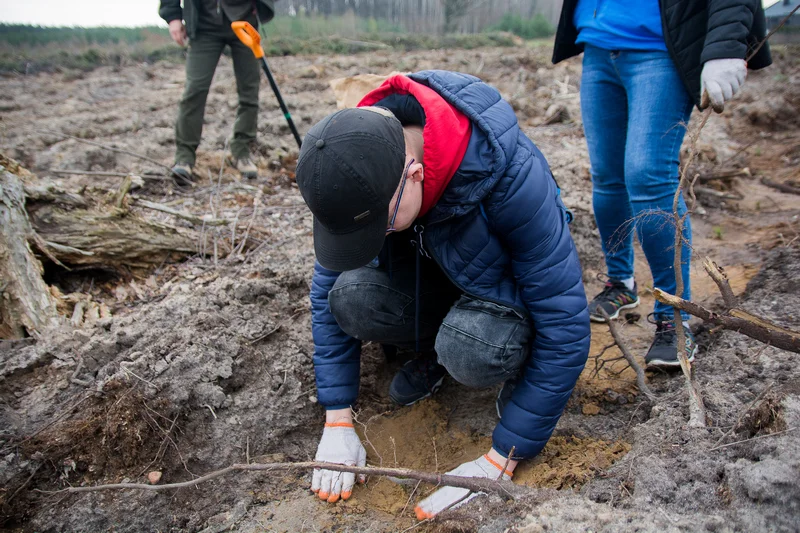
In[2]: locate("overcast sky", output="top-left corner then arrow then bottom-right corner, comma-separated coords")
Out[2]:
0,0 -> 784,27
1,1 -> 166,27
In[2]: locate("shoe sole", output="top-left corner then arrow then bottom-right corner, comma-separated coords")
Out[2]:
646,346 -> 698,369
589,299 -> 640,323
391,376 -> 444,407
172,169 -> 193,184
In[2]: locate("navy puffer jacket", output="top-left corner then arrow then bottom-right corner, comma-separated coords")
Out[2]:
310,70 -> 591,459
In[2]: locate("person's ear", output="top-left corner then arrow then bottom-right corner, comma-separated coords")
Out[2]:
408,162 -> 424,183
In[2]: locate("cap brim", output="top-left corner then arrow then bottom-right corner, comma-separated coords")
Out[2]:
313,213 -> 388,272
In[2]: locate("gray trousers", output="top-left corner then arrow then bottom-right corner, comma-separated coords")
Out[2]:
328,239 -> 533,388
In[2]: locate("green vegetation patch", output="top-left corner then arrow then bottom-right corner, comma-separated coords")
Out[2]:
0,18 -> 522,74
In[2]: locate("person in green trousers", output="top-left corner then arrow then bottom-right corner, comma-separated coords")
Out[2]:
159,0 -> 276,182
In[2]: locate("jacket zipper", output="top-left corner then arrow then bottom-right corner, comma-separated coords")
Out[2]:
414,221 -> 529,316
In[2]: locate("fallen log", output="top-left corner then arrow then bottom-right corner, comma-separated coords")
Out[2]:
1,154 -> 222,336
0,158 -> 61,338
1,155 -> 201,269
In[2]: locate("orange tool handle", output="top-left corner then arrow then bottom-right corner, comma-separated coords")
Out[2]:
231,21 -> 264,59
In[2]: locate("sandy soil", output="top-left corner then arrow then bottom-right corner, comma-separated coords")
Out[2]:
1,43 -> 799,533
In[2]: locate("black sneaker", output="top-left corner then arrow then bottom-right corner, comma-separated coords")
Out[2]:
589,280 -> 640,322
389,352 -> 446,406
645,316 -> 698,369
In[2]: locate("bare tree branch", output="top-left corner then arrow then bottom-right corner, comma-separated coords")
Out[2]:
37,461 -> 530,499
598,309 -> 656,402
653,289 -> 800,354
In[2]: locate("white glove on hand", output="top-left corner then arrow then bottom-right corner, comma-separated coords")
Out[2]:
311,423 -> 367,503
414,454 -> 512,520
700,58 -> 747,113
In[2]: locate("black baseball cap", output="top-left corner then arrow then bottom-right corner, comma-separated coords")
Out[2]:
296,107 -> 406,271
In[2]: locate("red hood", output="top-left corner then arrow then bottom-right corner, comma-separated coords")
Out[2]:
358,75 -> 472,217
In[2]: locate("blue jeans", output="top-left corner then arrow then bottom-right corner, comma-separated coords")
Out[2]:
328,234 -> 532,388
580,46 -> 694,320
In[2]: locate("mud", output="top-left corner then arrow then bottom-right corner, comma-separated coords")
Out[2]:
1,43 -> 799,532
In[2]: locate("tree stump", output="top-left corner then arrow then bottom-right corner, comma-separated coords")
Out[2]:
0,159 -> 61,338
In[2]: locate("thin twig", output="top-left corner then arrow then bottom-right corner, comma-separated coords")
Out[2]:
712,384 -> 773,448
49,169 -> 165,180
401,480 -> 423,516
246,310 -> 304,345
671,109 -> 712,428
702,258 -> 738,309
709,427 -> 797,451
35,130 -> 174,175
6,463 -> 42,504
132,198 -> 229,226
746,4 -> 799,62
36,461 -> 527,497
599,309 -> 656,402
497,446 -> 516,480
15,393 -> 93,446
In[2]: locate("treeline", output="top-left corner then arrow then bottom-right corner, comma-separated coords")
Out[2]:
276,0 -> 562,34
0,24 -> 168,47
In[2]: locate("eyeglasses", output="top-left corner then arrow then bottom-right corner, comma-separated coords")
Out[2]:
386,158 -> 414,234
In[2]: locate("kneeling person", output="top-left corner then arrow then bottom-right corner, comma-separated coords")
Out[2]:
296,71 -> 591,518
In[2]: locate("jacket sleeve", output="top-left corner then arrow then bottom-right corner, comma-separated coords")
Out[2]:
159,0 -> 183,23
701,0 -> 759,63
310,261 -> 362,410
485,138 -> 591,460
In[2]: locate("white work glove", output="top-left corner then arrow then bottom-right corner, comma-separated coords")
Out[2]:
414,454 -> 512,520
311,423 -> 367,503
700,58 -> 747,113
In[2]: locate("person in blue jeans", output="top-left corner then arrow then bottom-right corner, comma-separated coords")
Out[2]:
553,0 -> 771,367
294,72 -> 590,518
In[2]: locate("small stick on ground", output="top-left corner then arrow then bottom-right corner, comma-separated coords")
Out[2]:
599,309 -> 656,402
49,169 -> 165,180
36,130 -> 175,176
132,198 -> 229,226
37,461 -> 528,498
712,383 -> 773,448
709,427 -> 798,452
760,177 -> 800,196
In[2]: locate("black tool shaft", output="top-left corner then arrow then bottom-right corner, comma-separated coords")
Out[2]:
259,57 -> 302,148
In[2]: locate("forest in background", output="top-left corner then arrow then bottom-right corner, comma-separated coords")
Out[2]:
0,0 -> 559,73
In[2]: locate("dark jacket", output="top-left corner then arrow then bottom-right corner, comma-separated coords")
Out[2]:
159,0 -> 275,39
552,0 -> 772,108
310,70 -> 591,460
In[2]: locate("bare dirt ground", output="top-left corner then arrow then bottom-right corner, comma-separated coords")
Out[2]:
1,42 -> 799,533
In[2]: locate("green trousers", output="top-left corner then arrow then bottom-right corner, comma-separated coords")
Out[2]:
174,25 -> 260,165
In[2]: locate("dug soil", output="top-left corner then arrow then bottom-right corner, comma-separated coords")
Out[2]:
1,43 -> 799,532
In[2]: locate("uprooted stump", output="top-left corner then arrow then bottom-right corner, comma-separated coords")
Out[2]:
0,154 -> 201,338
0,158 -> 61,338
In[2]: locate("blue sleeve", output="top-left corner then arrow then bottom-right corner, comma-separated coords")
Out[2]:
485,137 -> 591,460
310,261 -> 362,410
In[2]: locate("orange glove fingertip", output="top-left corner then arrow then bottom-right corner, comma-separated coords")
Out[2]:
327,493 -> 340,503
414,506 -> 433,521
318,491 -> 329,500
341,490 -> 352,500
